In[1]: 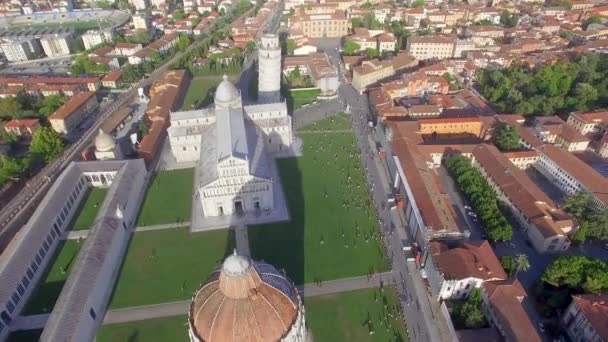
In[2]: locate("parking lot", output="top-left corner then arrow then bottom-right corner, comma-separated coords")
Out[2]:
1,56 -> 71,75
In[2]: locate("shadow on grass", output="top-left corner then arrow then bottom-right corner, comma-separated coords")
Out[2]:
246,159 -> 306,285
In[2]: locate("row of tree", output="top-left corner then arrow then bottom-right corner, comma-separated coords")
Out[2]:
477,53 -> 608,116
562,192 -> 608,243
0,93 -> 66,120
446,155 -> 513,241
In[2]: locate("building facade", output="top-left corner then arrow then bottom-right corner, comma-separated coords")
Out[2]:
562,294 -> 608,342
81,30 -> 114,50
406,35 -> 456,60
49,92 -> 99,134
40,32 -> 74,57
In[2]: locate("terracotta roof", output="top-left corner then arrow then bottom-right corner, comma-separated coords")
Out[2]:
4,118 -> 39,128
483,279 -> 542,342
189,256 -> 300,342
502,150 -> 539,159
102,69 -> 122,82
570,294 -> 608,340
433,240 -> 507,281
472,144 -> 573,238
49,92 -> 96,120
537,144 -> 608,205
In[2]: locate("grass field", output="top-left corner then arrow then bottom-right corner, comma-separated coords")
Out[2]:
306,288 -> 407,342
287,88 -> 321,112
6,329 -> 42,342
248,116 -> 387,285
136,168 -> 194,227
22,240 -> 83,315
300,112 -> 352,131
181,75 -> 237,110
97,315 -> 188,342
108,228 -> 234,308
70,188 -> 108,230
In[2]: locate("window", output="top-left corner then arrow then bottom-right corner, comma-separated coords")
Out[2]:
17,285 -> 24,296
22,276 -> 29,287
46,236 -> 53,245
50,230 -> 56,239
43,241 -> 49,251
11,293 -> 20,305
90,308 -> 97,319
26,269 -> 34,280
35,255 -> 42,265
465,284 -> 471,290
6,301 -> 14,314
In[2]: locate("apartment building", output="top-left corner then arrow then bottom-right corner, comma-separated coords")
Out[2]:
481,279 -> 542,342
562,294 -> 608,342
289,10 -> 350,38
3,119 -> 41,137
535,144 -> 608,210
433,240 -> 507,300
471,144 -> 574,253
0,38 -> 42,62
567,111 -> 608,135
406,35 -> 456,60
49,92 -> 99,134
40,31 -> 75,57
352,52 -> 417,92
81,30 -> 114,50
113,43 -> 143,57
532,116 -> 589,152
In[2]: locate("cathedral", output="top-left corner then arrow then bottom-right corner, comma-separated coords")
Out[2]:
167,33 -> 293,219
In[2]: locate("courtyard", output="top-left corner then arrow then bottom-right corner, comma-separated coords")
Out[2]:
97,315 -> 188,342
248,115 -> 388,285
108,227 -> 234,308
136,168 -> 194,227
69,188 -> 108,231
306,288 -> 407,342
22,239 -> 83,315
286,88 -> 321,112
181,75 -> 238,111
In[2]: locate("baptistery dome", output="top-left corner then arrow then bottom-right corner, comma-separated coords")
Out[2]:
94,129 -> 115,152
188,252 -> 307,342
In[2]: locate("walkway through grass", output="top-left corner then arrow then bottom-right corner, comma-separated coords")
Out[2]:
97,315 -> 188,342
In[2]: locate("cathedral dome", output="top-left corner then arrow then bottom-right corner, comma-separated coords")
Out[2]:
188,252 -> 304,342
214,75 -> 240,105
94,129 -> 115,152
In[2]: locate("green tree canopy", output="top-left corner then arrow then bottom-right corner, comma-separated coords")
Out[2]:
29,128 -> 64,163
343,40 -> 362,55
286,39 -> 297,55
494,124 -> 521,151
451,288 -> 487,329
38,95 -> 66,117
412,0 -> 425,8
563,192 -> 608,242
0,153 -> 28,186
542,256 -> 608,294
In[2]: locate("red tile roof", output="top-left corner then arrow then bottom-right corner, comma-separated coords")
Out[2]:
433,240 -> 507,281
570,294 -> 608,340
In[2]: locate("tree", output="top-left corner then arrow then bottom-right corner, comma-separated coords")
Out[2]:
451,288 -> 487,329
0,97 -> 23,119
29,128 -> 64,163
172,10 -> 187,20
286,39 -> 297,55
366,48 -> 379,59
0,154 -> 28,186
38,95 -> 66,117
514,254 -> 530,278
563,192 -> 608,242
500,255 -> 515,276
343,40 -> 361,55
411,0 -> 425,8
494,124 -> 521,151
500,11 -> 519,28
585,15 -> 603,28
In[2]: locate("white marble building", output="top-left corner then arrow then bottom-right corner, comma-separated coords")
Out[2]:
168,75 -> 293,218
258,33 -> 282,103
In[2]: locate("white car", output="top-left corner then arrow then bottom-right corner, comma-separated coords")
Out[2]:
464,205 -> 471,210
467,212 -> 477,217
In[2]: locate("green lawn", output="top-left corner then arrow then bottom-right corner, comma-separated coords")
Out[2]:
97,315 -> 188,342
70,188 -> 108,230
6,329 -> 42,342
108,228 -> 235,308
22,240 -> 83,315
300,112 -> 352,131
181,76 -> 237,110
286,88 -> 321,112
306,288 -> 407,342
248,116 -> 388,285
136,168 -> 194,226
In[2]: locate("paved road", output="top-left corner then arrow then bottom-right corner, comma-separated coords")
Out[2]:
339,82 -> 452,342
14,272 -> 394,329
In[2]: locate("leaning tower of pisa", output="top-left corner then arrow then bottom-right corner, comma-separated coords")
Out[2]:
257,33 -> 282,103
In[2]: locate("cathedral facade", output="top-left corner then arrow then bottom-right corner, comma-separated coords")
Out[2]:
167,34 -> 293,218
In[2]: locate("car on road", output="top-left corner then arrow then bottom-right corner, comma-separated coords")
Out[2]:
538,322 -> 545,333
464,205 -> 471,210
467,212 -> 477,217
603,243 -> 608,250
505,242 -> 516,249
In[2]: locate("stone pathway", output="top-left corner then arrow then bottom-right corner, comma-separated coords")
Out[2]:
13,271 -> 394,330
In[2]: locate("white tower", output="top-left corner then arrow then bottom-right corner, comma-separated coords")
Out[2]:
258,33 -> 282,103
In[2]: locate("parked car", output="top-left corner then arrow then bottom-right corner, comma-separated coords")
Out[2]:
464,205 -> 471,210
467,212 -> 477,217
603,243 -> 608,250
538,322 -> 545,333
505,242 -> 516,249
